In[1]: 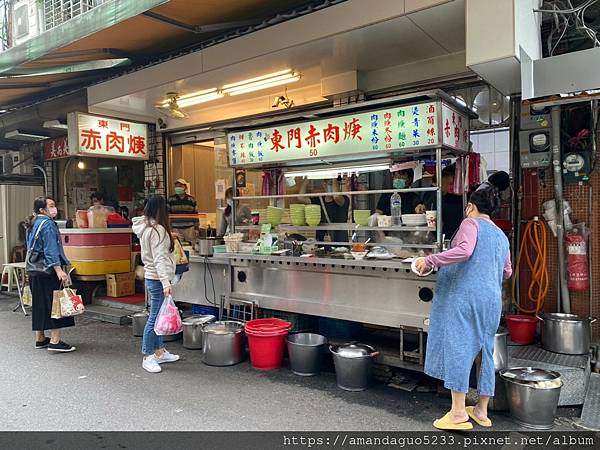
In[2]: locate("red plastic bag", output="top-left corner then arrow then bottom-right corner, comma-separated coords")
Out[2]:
154,295 -> 182,336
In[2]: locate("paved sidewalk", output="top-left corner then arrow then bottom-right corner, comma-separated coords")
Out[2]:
0,297 -> 582,431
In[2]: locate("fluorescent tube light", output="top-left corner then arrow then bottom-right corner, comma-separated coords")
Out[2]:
222,70 -> 300,96
4,130 -> 49,141
43,120 -> 68,130
158,88 -> 223,108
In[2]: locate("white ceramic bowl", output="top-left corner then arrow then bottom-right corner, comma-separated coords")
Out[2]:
351,251 -> 368,260
411,259 -> 434,277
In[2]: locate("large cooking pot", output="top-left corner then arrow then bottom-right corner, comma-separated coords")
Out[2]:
182,315 -> 216,349
493,327 -> 508,372
197,237 -> 224,256
537,313 -> 597,355
330,343 -> 379,391
201,321 -> 245,366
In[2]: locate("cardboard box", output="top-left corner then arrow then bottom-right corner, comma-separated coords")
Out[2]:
106,272 -> 135,298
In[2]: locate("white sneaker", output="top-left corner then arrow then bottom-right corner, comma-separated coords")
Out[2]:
156,350 -> 180,364
142,355 -> 162,373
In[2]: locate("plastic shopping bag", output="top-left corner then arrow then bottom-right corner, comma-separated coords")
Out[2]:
154,295 -> 182,336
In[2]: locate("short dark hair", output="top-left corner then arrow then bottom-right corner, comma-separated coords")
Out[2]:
442,164 -> 456,178
469,183 -> 500,217
487,171 -> 510,192
90,191 -> 105,202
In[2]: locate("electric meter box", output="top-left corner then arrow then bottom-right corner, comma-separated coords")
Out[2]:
519,129 -> 552,168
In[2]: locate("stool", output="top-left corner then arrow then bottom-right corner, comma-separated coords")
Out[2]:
2,263 -> 28,315
1,265 -> 20,292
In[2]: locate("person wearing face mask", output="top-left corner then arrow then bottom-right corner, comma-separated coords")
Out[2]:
375,168 -> 421,216
413,183 -> 512,430
25,197 -> 76,353
218,187 -> 252,235
167,178 -> 198,241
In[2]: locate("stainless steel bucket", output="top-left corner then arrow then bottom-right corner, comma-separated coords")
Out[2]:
537,313 -> 597,355
182,315 -> 216,349
202,321 -> 245,366
286,333 -> 326,376
500,367 -> 562,430
130,310 -> 149,337
493,328 -> 508,372
330,343 -> 379,391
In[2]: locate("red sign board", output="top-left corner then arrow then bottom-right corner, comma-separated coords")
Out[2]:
44,136 -> 70,160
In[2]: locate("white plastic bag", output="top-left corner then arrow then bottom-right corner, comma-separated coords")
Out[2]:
154,295 -> 182,336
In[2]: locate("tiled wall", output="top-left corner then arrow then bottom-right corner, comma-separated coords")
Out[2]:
520,164 -> 599,337
471,128 -> 510,173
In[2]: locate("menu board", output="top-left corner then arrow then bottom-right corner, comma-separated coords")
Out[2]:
228,101 -> 470,166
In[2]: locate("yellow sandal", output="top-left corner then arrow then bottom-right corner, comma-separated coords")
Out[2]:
433,412 -> 473,431
466,406 -> 492,427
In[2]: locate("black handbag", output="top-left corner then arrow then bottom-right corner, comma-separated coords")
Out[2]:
25,219 -> 53,276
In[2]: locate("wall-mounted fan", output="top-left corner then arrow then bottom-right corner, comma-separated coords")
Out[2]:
156,93 -> 187,119
473,88 -> 510,126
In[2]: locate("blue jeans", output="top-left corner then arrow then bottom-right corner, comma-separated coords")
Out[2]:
142,279 -> 165,355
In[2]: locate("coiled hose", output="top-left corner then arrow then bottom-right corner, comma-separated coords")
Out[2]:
512,218 -> 549,314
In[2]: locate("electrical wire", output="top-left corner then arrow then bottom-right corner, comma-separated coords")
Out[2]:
512,218 -> 550,314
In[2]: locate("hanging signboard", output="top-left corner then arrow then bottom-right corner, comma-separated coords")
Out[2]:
67,112 -> 149,160
227,101 -> 470,167
44,136 -> 69,160
441,103 -> 470,152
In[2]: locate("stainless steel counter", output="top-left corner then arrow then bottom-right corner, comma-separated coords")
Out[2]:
173,255 -> 230,306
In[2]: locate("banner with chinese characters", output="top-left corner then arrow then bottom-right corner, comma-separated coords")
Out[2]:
228,101 -> 469,166
44,136 -> 69,160
67,112 -> 149,160
441,103 -> 470,152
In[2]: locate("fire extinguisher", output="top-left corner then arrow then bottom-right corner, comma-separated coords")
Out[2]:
566,228 -> 589,291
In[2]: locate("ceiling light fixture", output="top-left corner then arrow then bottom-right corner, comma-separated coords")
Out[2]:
43,120 -> 68,130
222,69 -> 300,96
158,88 -> 223,109
4,130 -> 49,141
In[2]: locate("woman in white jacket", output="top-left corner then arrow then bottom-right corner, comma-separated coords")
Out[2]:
132,195 -> 178,373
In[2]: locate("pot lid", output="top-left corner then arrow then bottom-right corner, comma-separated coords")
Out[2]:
500,367 -> 561,382
203,320 -> 244,334
331,343 -> 375,358
183,314 -> 216,325
540,312 -> 587,322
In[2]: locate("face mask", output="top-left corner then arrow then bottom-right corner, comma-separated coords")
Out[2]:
393,178 -> 406,189
48,207 -> 58,218
174,187 -> 185,196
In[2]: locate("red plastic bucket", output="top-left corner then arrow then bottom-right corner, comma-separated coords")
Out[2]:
505,314 -> 538,344
245,319 -> 292,370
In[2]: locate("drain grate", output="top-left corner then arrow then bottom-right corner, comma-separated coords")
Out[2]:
509,345 -> 589,369
580,373 -> 600,431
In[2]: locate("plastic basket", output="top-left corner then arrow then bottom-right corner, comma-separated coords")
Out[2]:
259,309 -> 318,333
191,304 -> 219,316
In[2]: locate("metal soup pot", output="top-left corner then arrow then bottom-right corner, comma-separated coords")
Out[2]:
130,310 -> 149,337
493,327 -> 509,372
330,343 -> 379,391
182,315 -> 216,349
201,321 -> 245,366
537,313 -> 597,355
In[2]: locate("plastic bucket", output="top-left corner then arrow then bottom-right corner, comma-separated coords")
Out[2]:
246,327 -> 290,370
505,315 -> 538,344
246,318 -> 292,333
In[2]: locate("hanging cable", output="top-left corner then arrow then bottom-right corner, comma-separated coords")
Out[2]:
512,218 -> 550,314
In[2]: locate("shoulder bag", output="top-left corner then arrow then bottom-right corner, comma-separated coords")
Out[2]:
25,219 -> 54,275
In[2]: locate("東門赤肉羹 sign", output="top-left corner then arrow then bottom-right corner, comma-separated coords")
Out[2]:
67,112 -> 149,160
227,101 -> 469,167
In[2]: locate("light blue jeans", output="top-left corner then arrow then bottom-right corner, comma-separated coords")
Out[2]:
142,279 -> 165,355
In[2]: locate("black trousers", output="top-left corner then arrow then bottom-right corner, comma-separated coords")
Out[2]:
29,273 -> 75,331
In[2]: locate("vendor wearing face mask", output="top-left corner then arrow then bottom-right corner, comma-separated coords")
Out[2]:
298,177 -> 350,243
375,168 -> 421,215
167,178 -> 198,240
218,187 -> 252,235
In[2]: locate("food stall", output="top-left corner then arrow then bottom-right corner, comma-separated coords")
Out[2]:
205,90 -> 474,369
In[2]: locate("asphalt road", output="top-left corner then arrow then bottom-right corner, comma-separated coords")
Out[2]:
0,296 -> 582,432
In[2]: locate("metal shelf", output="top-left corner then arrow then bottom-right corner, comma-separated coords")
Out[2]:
236,224 -> 435,232
232,187 -> 438,201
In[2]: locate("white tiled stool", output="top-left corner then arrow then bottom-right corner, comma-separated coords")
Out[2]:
1,264 -> 20,292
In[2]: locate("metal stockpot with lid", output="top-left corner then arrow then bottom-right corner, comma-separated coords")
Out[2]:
182,315 -> 216,349
330,343 -> 379,391
493,327 -> 509,372
537,313 -> 597,355
500,367 -> 562,430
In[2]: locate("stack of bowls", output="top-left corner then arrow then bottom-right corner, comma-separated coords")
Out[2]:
353,209 -> 371,226
305,205 -> 322,226
266,206 -> 284,226
289,204 -> 306,226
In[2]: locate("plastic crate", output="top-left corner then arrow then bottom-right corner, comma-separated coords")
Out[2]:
191,304 -> 219,316
258,308 -> 318,333
318,318 -> 363,339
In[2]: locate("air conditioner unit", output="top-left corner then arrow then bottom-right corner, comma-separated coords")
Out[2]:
13,3 -> 29,39
2,152 -> 33,175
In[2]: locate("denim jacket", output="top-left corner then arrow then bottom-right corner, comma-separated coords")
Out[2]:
26,216 -> 70,268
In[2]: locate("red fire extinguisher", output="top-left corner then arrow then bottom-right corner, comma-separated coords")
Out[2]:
566,229 -> 589,291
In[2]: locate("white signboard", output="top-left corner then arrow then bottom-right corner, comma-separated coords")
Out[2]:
228,101 -> 470,167
68,112 -> 149,160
